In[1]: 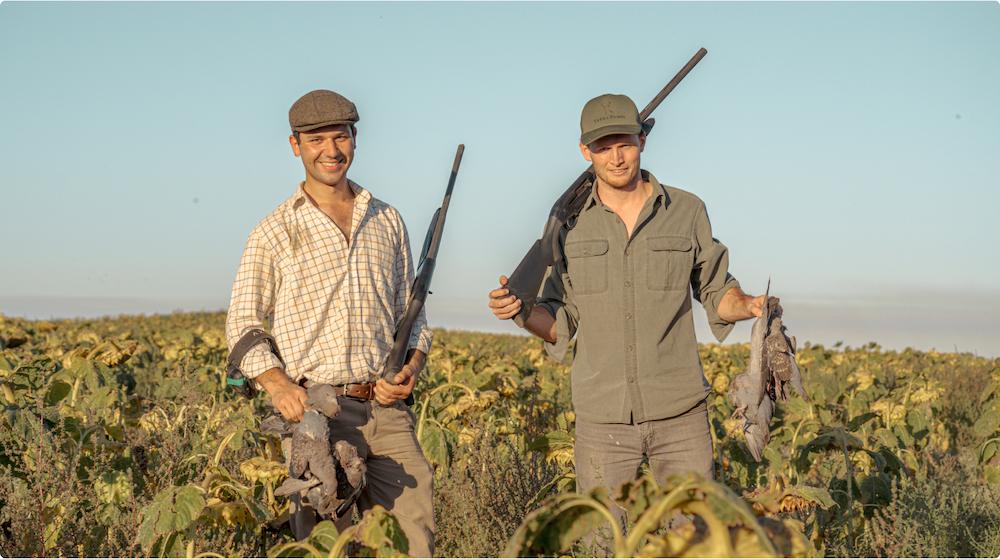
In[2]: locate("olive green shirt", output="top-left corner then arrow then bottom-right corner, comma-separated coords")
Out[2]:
538,170 -> 740,424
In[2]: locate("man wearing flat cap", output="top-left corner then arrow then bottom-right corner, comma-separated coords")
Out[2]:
488,94 -> 765,529
226,89 -> 435,554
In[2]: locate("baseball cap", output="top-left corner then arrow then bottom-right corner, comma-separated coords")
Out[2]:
580,93 -> 648,146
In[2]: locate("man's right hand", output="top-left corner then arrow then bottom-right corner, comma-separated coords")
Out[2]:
488,275 -> 522,320
255,368 -> 308,422
271,383 -> 308,422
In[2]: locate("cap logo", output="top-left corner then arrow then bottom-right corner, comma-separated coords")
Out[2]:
601,98 -> 618,117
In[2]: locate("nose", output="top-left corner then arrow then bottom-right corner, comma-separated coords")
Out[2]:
323,138 -> 343,159
609,146 -> 625,166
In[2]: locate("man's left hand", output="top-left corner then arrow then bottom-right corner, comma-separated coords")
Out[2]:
747,294 -> 767,318
374,363 -> 419,406
718,287 -> 771,323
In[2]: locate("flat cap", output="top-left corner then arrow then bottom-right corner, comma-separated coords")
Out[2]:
289,89 -> 359,133
580,93 -> 646,146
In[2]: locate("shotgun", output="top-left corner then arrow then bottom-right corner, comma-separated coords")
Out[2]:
381,144 -> 465,402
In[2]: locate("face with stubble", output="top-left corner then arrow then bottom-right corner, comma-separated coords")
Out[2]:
288,124 -> 357,187
580,133 -> 646,189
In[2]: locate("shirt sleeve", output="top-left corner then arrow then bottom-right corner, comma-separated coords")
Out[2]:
393,213 -> 433,355
690,201 -> 741,342
536,229 -> 580,362
225,229 -> 284,381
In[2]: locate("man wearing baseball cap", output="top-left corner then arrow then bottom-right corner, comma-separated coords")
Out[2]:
489,94 -> 765,532
226,89 -> 435,553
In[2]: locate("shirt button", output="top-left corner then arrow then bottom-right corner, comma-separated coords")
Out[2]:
624,280 -> 632,288
627,345 -> 634,352
625,313 -> 633,320
628,378 -> 636,384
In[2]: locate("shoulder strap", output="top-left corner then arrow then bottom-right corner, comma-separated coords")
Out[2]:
227,328 -> 286,375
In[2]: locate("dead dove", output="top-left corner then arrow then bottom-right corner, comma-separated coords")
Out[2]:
727,281 -> 809,461
265,384 -> 367,518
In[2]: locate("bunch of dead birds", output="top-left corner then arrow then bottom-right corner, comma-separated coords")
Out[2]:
727,286 -> 809,461
260,385 -> 367,518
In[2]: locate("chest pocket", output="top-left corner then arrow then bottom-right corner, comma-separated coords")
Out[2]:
647,236 -> 693,291
564,239 -> 609,295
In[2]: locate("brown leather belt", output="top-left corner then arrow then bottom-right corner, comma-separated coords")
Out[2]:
333,382 -> 376,401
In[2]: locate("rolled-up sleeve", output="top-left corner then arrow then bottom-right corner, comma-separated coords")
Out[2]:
393,213 -> 433,355
690,202 -> 741,342
225,229 -> 284,380
536,234 -> 580,362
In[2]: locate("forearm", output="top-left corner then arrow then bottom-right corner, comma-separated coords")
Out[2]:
254,367 -> 295,394
404,348 -> 427,376
524,306 -> 557,344
716,286 -> 756,323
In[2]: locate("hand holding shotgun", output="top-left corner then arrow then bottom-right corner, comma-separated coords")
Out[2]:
375,144 -> 465,406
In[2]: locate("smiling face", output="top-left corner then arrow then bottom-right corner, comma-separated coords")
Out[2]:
289,124 -> 357,188
580,133 -> 645,190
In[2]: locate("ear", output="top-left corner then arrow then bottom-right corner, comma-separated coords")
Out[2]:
289,134 -> 301,157
350,126 -> 358,149
638,133 -> 646,153
579,142 -> 593,162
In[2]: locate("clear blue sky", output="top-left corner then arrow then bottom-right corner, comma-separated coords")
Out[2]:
1,2 -> 998,355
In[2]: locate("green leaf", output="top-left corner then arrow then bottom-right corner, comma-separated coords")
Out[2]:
859,474 -> 892,510
980,440 -> 999,464
979,383 -> 996,404
172,485 -> 206,531
847,412 -> 879,432
893,424 -> 914,447
872,428 -> 899,449
796,427 -> 865,471
135,485 -> 206,552
906,409 -> 929,435
763,444 -> 783,467
785,485 -> 836,510
355,505 -> 410,557
503,490 -> 611,557
614,475 -> 659,520
875,447 -> 905,476
972,409 -> 1000,440
985,465 -> 1000,485
305,520 -> 340,555
44,380 -> 71,406
420,424 -> 450,468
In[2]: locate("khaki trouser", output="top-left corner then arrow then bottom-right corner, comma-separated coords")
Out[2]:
286,397 -> 435,557
574,398 -> 714,551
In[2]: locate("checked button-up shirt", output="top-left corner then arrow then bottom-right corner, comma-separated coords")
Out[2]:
537,170 -> 740,424
225,181 -> 432,387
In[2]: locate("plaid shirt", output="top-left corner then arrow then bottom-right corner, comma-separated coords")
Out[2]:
225,181 -> 432,386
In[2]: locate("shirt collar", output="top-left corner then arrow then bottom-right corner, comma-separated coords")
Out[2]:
582,169 -> 668,212
292,179 -> 370,209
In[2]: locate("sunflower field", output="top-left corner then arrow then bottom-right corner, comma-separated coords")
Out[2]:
1,311 -> 998,557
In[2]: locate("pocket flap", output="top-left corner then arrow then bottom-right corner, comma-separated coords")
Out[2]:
648,236 -> 692,252
565,239 -> 610,258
